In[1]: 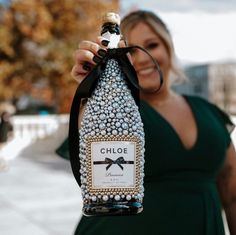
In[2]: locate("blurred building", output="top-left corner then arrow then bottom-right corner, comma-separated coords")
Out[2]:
174,63 -> 236,114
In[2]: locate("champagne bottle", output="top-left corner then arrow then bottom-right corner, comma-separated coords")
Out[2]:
79,12 -> 145,216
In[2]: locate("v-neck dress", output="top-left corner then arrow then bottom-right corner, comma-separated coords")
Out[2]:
72,95 -> 234,235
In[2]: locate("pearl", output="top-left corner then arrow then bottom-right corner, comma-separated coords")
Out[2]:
102,195 -> 109,201
114,195 -> 120,201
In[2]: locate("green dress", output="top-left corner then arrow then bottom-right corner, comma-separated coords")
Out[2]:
66,95 -> 234,235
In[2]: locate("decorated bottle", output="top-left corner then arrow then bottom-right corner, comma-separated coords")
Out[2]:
79,13 -> 145,216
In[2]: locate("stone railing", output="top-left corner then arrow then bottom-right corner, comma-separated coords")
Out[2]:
0,114 -> 69,159
12,114 -> 69,141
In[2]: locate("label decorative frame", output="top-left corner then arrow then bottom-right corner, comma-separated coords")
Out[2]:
85,135 -> 142,196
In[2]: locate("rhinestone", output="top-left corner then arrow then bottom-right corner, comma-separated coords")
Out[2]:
112,130 -> 118,135
99,114 -> 106,120
114,195 -> 121,201
113,103 -> 119,108
116,113 -> 122,119
115,122 -> 121,127
101,130 -> 106,135
121,123 -> 128,129
91,196 -> 97,201
125,107 -> 130,113
92,115 -> 98,120
126,195 -> 131,201
127,102 -> 132,107
99,123 -> 106,129
112,83 -> 117,89
116,76 -> 121,81
80,154 -> 86,160
94,106 -> 99,112
102,195 -> 109,201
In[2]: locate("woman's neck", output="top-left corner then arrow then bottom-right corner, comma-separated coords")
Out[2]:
140,86 -> 177,107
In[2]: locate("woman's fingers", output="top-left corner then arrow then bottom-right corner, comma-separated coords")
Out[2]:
74,48 -> 96,66
71,63 -> 88,83
71,36 -> 133,85
118,39 -> 127,48
118,39 -> 133,65
96,36 -> 110,48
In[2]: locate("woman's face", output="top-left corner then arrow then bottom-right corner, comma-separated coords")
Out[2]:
127,22 -> 171,91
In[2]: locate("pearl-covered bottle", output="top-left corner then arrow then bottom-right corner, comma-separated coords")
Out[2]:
79,12 -> 145,216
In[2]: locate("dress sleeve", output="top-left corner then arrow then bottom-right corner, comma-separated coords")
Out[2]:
55,137 -> 70,160
209,102 -> 235,146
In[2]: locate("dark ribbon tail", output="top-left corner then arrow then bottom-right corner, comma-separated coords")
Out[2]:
69,63 -> 101,186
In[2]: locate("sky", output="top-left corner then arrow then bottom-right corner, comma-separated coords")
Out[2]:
121,0 -> 236,65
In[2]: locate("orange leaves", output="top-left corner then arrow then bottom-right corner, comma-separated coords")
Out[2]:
0,0 -> 119,112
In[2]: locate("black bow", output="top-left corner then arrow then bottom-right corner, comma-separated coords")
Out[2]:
93,157 -> 134,171
105,157 -> 125,170
69,46 -> 163,186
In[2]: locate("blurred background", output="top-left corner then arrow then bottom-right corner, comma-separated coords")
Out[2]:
0,0 -> 235,234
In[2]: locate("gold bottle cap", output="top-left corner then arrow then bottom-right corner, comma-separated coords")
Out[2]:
102,12 -> 120,25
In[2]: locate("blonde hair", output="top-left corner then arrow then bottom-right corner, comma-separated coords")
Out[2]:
121,10 -> 186,84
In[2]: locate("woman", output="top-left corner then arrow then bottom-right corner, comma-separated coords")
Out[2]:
70,10 -> 236,234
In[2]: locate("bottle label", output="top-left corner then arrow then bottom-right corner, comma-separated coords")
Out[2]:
86,136 -> 141,194
92,141 -> 135,188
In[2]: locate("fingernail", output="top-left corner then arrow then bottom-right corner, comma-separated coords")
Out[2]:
92,55 -> 102,64
97,49 -> 106,57
120,36 -> 128,46
101,40 -> 109,46
82,63 -> 91,71
122,39 -> 128,46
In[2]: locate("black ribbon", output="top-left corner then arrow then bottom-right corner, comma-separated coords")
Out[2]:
101,23 -> 121,35
69,46 -> 163,186
93,157 -> 134,171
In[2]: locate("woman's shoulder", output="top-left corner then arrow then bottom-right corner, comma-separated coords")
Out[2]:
184,94 -> 234,133
183,94 -> 210,105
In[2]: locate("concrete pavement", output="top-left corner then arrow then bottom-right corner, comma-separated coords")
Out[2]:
0,141 -> 82,235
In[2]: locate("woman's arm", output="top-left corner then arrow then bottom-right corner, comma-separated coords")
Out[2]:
217,142 -> 236,235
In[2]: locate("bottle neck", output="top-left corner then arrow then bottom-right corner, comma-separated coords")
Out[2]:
101,23 -> 121,49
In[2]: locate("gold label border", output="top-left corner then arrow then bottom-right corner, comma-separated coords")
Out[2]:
85,135 -> 142,195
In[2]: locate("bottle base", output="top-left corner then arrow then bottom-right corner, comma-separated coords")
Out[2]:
82,201 -> 143,216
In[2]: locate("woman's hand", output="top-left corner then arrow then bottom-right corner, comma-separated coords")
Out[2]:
71,37 -> 127,85
71,36 -> 109,84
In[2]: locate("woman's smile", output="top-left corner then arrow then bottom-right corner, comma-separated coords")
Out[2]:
137,66 -> 156,76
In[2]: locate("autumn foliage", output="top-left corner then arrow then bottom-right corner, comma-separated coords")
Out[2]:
0,0 -> 119,113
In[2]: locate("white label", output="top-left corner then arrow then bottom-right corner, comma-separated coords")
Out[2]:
91,141 -> 136,189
